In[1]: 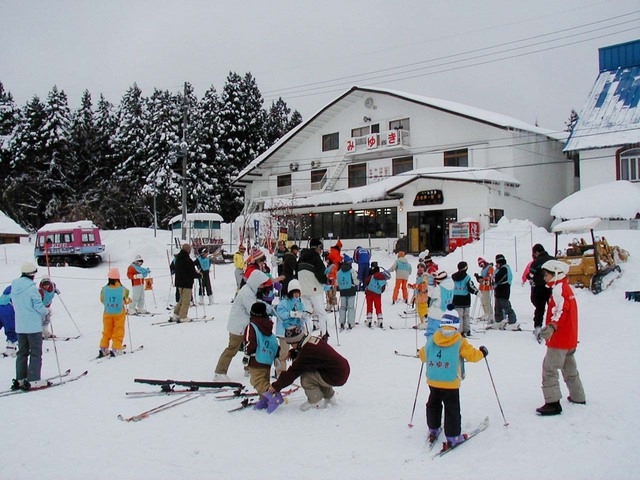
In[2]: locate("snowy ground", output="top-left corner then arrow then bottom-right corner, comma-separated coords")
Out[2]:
1,221 -> 638,480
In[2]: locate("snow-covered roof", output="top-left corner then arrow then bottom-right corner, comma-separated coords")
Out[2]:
38,220 -> 98,232
564,66 -> 640,151
550,180 -> 640,220
0,210 -> 29,236
168,213 -> 224,225
552,217 -> 601,233
235,85 -> 563,184
266,167 -> 519,209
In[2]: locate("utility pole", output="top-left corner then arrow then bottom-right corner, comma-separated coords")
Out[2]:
181,81 -> 188,241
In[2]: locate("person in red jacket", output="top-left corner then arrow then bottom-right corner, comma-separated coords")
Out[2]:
364,264 -> 389,329
535,260 -> 586,416
269,325 -> 350,411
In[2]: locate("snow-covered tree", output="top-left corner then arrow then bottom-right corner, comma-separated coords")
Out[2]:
264,97 -> 302,145
216,72 -> 267,221
0,82 -> 21,189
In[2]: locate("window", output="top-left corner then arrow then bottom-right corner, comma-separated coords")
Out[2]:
348,163 -> 367,188
351,126 -> 369,138
306,208 -> 398,239
618,148 -> 640,182
489,209 -> 504,225
444,148 -> 468,167
322,132 -> 339,152
277,174 -> 292,195
311,169 -> 327,191
392,156 -> 413,176
389,118 -> 410,131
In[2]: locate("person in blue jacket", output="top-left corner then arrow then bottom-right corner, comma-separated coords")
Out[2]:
451,261 -> 478,337
10,263 -> 49,390
0,285 -> 18,357
194,247 -> 214,305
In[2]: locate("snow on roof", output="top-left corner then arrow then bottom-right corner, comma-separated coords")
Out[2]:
168,213 -> 224,224
564,66 -> 640,151
235,86 -> 564,183
550,180 -> 640,220
266,167 -> 519,209
38,220 -> 98,232
552,217 -> 601,233
0,210 -> 29,236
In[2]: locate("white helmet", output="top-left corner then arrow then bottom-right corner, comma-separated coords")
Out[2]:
287,279 -> 302,295
21,263 -> 38,275
541,260 -> 569,276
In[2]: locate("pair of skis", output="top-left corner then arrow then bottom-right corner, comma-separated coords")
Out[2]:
93,345 -> 144,362
151,317 -> 214,327
0,369 -> 88,397
428,416 -> 490,457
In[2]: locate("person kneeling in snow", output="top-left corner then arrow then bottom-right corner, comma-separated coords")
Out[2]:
419,309 -> 487,448
269,325 -> 350,411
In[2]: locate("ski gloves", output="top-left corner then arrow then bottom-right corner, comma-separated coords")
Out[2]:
537,323 -> 557,342
479,346 -> 489,358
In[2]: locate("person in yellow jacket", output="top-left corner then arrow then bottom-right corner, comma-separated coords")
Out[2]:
234,245 -> 247,291
418,308 -> 487,449
98,268 -> 131,358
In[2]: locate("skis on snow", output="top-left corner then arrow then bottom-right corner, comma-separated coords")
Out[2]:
133,378 -> 244,390
117,393 -> 204,422
434,416 -> 489,458
0,369 -> 87,398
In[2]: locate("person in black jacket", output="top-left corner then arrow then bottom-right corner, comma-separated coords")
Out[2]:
170,244 -> 201,323
488,255 -> 518,330
280,244 -> 299,295
527,244 -> 555,337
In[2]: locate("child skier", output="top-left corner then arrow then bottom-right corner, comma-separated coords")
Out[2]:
419,308 -> 488,449
389,251 -> 412,304
364,265 -> 389,328
409,263 -> 429,327
487,254 -> 518,330
451,261 -> 479,337
127,254 -> 150,314
474,257 -> 494,322
194,247 -> 214,305
38,276 -> 60,338
99,268 -> 131,357
336,255 -> 358,330
0,286 -> 18,357
243,302 -> 280,410
275,279 -> 306,377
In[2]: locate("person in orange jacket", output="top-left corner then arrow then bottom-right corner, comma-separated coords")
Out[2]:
535,260 -> 586,416
127,254 -> 150,314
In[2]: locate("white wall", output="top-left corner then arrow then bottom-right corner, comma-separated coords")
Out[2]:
578,147 -> 618,189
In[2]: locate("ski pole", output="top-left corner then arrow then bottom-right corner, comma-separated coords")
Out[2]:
47,315 -> 64,383
408,362 -> 424,428
484,356 -> 509,427
125,313 -> 134,354
333,287 -> 340,346
56,294 -> 83,337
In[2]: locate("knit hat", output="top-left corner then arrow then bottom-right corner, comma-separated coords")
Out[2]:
433,270 -> 448,282
250,302 -> 268,318
21,263 -> 38,275
397,251 -> 405,258
251,247 -> 266,262
134,254 -> 143,263
495,253 -> 505,263
287,279 -> 302,295
239,245 -> 246,251
477,257 -> 487,267
40,275 -> 52,283
342,254 -> 353,264
440,305 -> 460,329
495,256 -> 506,267
310,238 -> 323,249
457,261 -> 468,271
284,325 -> 305,343
108,267 -> 121,280
424,255 -> 432,263
199,247 -> 208,255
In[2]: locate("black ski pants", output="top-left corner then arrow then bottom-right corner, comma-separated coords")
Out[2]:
426,386 -> 461,437
531,286 -> 552,328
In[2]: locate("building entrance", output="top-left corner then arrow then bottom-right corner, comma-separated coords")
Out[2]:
407,209 -> 457,255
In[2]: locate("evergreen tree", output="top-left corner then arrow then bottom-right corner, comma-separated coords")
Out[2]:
288,109 -> 302,131
0,82 -> 21,195
109,83 -> 150,228
264,97 -> 302,145
4,95 -> 47,229
216,72 -> 267,221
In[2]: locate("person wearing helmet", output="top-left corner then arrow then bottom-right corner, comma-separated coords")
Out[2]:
38,276 -> 60,339
388,251 -> 412,305
10,263 -> 49,390
535,260 -> 586,416
98,268 -> 131,357
335,255 -> 357,331
127,254 -> 151,315
269,324 -> 350,411
233,245 -> 247,291
274,279 -> 306,377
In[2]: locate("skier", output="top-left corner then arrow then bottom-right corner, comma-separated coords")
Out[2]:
487,254 -> 518,330
451,261 -> 479,337
269,324 -> 350,411
535,260 -> 586,416
233,245 -> 247,291
10,263 -> 49,390
274,279 -> 306,377
297,239 -> 330,336
353,245 -> 371,291
527,244 -> 555,338
271,240 -> 288,278
243,302 -> 280,408
214,270 -> 272,381
474,258 -> 494,322
336,255 -> 358,331
170,244 -> 201,323
0,286 -> 18,357
38,276 -> 60,338
98,268 -> 131,357
388,251 -> 412,305
127,254 -> 150,314
364,264 -> 389,328
280,244 -> 299,295
418,308 -> 488,448
194,247 -> 214,305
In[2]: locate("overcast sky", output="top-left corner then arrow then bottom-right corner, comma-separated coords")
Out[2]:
1,0 -> 639,132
